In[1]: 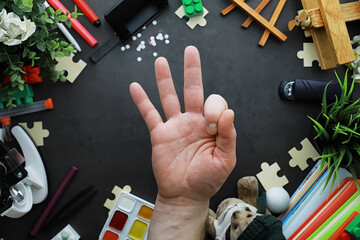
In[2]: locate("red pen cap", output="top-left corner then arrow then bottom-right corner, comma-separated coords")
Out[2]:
73,0 -> 100,26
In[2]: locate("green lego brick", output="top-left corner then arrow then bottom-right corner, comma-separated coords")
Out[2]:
182,0 -> 203,18
0,84 -> 34,109
346,213 -> 360,239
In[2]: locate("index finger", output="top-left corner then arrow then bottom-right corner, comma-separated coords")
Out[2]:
129,82 -> 163,132
184,46 -> 204,113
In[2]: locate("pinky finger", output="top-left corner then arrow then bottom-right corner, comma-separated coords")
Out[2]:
130,82 -> 163,132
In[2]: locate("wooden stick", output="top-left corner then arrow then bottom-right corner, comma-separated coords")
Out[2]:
221,3 -> 237,16
231,0 -> 287,41
258,0 -> 287,47
242,0 -> 271,28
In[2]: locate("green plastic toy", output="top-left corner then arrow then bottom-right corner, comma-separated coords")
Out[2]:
0,84 -> 34,109
181,0 -> 203,18
346,213 -> 360,240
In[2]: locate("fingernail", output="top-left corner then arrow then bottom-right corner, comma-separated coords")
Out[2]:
207,123 -> 218,135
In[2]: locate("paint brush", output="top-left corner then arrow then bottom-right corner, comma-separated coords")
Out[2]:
29,166 -> 79,237
44,185 -> 98,229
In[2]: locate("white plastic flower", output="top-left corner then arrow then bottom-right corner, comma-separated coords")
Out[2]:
350,45 -> 360,82
351,35 -> 360,45
0,9 -> 36,46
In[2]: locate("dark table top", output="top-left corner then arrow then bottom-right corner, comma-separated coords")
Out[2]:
1,0 -> 359,239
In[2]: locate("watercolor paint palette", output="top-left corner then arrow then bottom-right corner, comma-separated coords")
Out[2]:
99,191 -> 154,240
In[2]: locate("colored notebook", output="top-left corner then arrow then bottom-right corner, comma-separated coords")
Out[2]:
329,211 -> 358,240
283,168 -> 352,238
289,178 -> 358,240
308,191 -> 360,239
282,167 -> 329,225
280,161 -> 327,221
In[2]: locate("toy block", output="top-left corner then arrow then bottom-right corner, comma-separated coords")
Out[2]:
308,2 -> 360,29
256,162 -> 289,191
55,53 -> 87,83
18,121 -> 49,147
258,0 -> 287,47
3,65 -> 43,85
297,42 -> 321,67
231,0 -> 287,42
0,84 -> 34,109
181,0 -> 203,18
318,0 -> 354,65
242,0 -> 270,28
104,185 -> 132,214
346,213 -> 360,239
300,0 -> 339,70
51,224 -> 80,240
288,138 -> 320,171
292,0 -> 358,70
175,5 -> 209,29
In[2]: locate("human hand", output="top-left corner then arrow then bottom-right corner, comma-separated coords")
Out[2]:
130,46 -> 236,204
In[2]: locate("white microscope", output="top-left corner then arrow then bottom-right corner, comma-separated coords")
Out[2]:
0,125 -> 48,218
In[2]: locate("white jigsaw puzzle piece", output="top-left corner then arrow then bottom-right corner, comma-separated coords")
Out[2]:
55,53 -> 87,83
175,5 -> 209,29
18,121 -> 49,147
288,138 -> 320,171
256,162 -> 289,191
297,42 -> 321,68
104,185 -> 132,215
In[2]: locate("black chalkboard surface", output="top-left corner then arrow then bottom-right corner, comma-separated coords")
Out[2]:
1,0 -> 358,239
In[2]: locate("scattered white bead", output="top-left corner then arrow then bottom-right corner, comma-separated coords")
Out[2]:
137,33 -> 142,38
137,57 -> 142,62
164,34 -> 169,39
132,36 -> 137,41
153,52 -> 158,57
165,39 -> 170,44
120,46 -> 126,51
141,41 -> 145,45
156,33 -> 164,41
125,44 -> 130,49
142,26 -> 147,30
152,20 -> 157,25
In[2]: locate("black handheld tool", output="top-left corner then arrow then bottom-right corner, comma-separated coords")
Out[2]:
90,0 -> 168,63
278,79 -> 342,102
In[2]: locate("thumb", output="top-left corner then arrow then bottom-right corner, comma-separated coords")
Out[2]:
204,94 -> 228,135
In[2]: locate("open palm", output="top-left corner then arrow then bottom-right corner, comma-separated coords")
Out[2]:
130,46 -> 236,204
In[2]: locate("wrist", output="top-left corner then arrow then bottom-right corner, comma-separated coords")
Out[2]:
148,194 -> 209,240
155,194 -> 209,208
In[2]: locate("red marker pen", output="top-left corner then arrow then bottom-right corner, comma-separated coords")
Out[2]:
46,0 -> 97,47
73,0 -> 100,26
